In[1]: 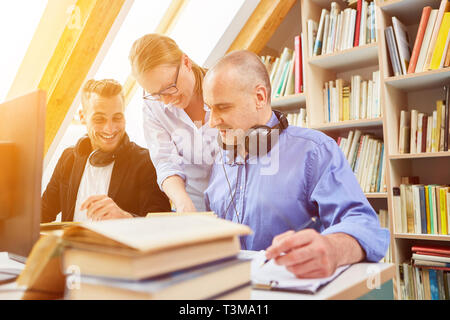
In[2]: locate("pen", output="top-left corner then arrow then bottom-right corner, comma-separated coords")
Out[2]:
260,216 -> 320,268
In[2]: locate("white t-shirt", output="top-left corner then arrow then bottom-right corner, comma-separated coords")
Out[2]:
73,154 -> 115,222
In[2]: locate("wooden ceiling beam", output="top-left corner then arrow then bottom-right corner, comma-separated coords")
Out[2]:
226,0 -> 297,54
40,0 -> 128,154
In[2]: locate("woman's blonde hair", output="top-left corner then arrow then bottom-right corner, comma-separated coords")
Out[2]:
129,33 -> 206,96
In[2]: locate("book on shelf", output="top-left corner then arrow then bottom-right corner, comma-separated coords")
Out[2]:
424,0 -> 450,71
385,26 -> 402,77
285,109 -> 307,128
294,34 -> 304,94
313,8 -> 329,56
336,131 -> 385,193
66,256 -> 251,300
307,19 -> 318,58
394,181 -> 449,236
444,85 -> 449,151
392,16 -> 412,75
263,38 -> 306,99
323,71 -> 380,123
386,1 -> 450,74
398,110 -> 410,154
378,209 -> 392,263
415,9 -> 439,73
397,97 -> 450,154
398,261 -> 450,300
430,12 -> 450,70
309,1 -> 377,57
408,6 -> 432,74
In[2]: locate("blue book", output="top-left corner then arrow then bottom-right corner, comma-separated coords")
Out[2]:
376,143 -> 384,192
418,185 -> 427,234
429,269 -> 439,300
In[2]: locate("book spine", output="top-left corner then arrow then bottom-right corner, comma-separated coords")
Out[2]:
408,7 -> 432,73
354,0 -> 362,47
422,114 -> 428,153
425,186 -> 431,234
423,0 -> 450,71
294,36 -> 303,94
445,85 -> 449,151
430,12 -> 450,70
313,9 -> 328,56
440,188 -> 448,235
419,186 -> 428,234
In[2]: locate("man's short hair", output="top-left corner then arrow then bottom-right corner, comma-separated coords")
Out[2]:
207,50 -> 272,101
81,79 -> 125,110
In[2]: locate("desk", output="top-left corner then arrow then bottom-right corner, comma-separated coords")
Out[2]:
251,262 -> 395,300
0,252 -> 394,300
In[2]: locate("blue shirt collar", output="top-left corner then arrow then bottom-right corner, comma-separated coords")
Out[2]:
222,111 -> 278,165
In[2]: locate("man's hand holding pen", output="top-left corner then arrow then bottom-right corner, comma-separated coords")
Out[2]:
264,229 -> 339,279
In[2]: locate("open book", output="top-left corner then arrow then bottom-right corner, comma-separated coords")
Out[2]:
241,250 -> 350,293
18,216 -> 252,295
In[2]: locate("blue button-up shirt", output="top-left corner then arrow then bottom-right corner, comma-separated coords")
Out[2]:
204,112 -> 390,262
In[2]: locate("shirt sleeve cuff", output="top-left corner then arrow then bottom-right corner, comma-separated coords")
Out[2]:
157,169 -> 187,190
321,221 -> 390,262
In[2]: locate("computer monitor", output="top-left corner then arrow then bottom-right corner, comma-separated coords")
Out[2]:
0,90 -> 46,264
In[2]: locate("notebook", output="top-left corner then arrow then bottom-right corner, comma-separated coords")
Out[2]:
241,250 -> 350,293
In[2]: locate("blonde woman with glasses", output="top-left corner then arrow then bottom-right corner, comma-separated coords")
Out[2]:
129,34 -> 218,212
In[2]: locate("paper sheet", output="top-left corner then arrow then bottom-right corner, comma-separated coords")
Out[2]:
240,250 -> 350,293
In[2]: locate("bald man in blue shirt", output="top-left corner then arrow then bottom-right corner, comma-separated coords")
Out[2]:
202,50 -> 390,279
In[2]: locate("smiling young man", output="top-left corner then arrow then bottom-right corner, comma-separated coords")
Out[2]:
203,51 -> 390,279
41,79 -> 171,223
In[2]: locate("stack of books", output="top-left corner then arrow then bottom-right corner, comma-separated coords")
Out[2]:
323,71 -> 380,123
19,215 -> 253,300
398,245 -> 450,300
398,87 -> 450,154
261,35 -> 305,99
336,130 -> 386,193
392,179 -> 450,235
385,2 -> 450,76
286,108 -> 307,127
378,209 -> 392,263
308,1 -> 377,57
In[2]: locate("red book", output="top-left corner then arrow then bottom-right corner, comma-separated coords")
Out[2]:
421,114 -> 428,153
294,35 -> 303,93
412,245 -> 450,255
415,251 -> 450,258
354,0 -> 362,47
408,6 -> 432,73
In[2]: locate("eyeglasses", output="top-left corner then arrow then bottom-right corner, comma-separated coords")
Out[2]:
142,64 -> 180,101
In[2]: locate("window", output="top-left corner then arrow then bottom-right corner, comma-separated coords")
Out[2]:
0,1 -> 48,102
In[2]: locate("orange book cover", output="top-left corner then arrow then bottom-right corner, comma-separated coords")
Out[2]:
408,6 -> 432,73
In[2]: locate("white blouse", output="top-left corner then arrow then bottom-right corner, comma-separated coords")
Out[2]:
142,100 -> 219,211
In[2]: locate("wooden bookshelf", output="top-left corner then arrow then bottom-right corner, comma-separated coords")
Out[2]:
271,93 -> 306,109
309,43 -> 379,72
365,192 -> 388,199
310,117 -> 384,130
389,151 -> 450,160
252,0 -> 449,300
394,233 -> 450,242
384,68 -> 450,91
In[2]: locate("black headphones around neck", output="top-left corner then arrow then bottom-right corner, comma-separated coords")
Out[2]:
217,110 -> 289,159
75,133 -> 130,167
